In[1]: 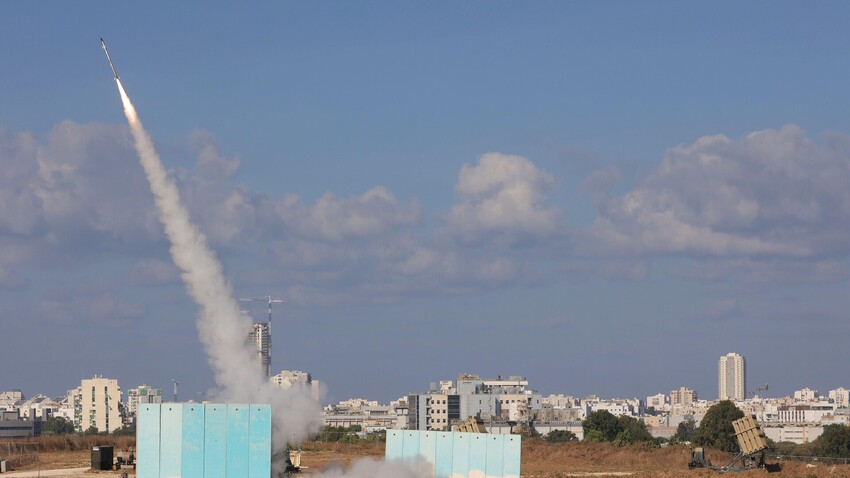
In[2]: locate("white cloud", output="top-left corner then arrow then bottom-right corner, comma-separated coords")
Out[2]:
276,187 -> 422,242
190,129 -> 241,179
443,152 -> 560,242
591,125 -> 850,258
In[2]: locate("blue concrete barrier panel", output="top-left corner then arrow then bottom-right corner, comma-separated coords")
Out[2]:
226,404 -> 250,478
402,430 -> 422,461
434,432 -> 453,478
181,404 -> 205,478
203,404 -> 227,478
137,405 -> 161,478
385,430 -> 404,461
248,405 -> 272,478
136,404 -> 272,478
451,433 -> 470,477
502,435 -> 521,478
485,435 -> 504,477
468,434 -> 487,478
160,404 -> 183,478
386,429 -> 521,478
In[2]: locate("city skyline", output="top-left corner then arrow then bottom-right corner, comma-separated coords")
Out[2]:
3,3 -> 850,404
4,360 -> 844,409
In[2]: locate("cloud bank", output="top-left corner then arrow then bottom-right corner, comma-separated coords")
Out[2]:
3,121 -> 850,310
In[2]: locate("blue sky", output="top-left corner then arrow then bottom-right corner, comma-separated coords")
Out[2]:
3,2 -> 850,404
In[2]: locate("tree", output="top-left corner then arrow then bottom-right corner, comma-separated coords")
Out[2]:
42,416 -> 76,435
812,425 -> 850,458
582,410 -> 621,442
693,401 -> 744,452
614,415 -> 654,445
581,411 -> 654,445
84,426 -> 100,435
672,419 -> 696,443
545,430 -> 577,443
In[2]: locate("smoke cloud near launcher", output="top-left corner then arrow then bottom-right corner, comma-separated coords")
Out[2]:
106,42 -> 431,477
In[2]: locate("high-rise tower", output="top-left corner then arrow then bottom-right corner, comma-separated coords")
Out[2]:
718,353 -> 746,401
247,321 -> 271,378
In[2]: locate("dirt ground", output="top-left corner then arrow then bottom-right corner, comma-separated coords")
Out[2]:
7,439 -> 850,477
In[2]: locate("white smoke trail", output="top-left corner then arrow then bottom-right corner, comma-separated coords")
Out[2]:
115,78 -> 321,449
115,79 -> 427,478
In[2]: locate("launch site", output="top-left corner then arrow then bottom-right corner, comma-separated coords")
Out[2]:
3,2 -> 850,478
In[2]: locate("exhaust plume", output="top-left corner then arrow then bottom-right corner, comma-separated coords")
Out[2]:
114,79 -> 426,478
115,78 -> 321,451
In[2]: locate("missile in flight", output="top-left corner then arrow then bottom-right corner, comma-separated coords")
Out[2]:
100,37 -> 119,79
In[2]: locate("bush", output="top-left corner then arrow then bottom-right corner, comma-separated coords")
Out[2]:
545,430 -> 577,443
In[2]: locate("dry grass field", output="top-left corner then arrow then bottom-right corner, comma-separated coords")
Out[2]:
5,437 -> 850,477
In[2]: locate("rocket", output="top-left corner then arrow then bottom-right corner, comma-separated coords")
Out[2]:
100,37 -> 119,79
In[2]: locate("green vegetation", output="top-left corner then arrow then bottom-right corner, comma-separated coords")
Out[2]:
671,419 -> 695,443
545,430 -> 578,443
692,400 -> 744,453
766,425 -> 850,460
582,410 -> 620,442
41,416 -> 76,435
812,425 -> 850,459
581,410 -> 654,445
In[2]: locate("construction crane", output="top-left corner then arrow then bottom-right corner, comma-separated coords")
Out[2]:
239,296 -> 284,327
749,383 -> 769,398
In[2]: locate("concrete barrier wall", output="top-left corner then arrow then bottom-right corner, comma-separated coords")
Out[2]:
386,430 -> 521,478
137,404 -> 271,478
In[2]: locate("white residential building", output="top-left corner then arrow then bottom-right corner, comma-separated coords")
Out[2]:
718,353 -> 746,401
18,394 -> 61,419
69,376 -> 122,433
671,387 -> 698,407
0,390 -> 23,410
270,370 -> 321,401
829,388 -> 850,408
762,425 -> 824,445
646,393 -> 668,411
777,403 -> 835,424
127,385 -> 163,418
584,397 -> 642,418
544,394 -> 580,409
333,398 -> 380,413
794,388 -> 819,402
